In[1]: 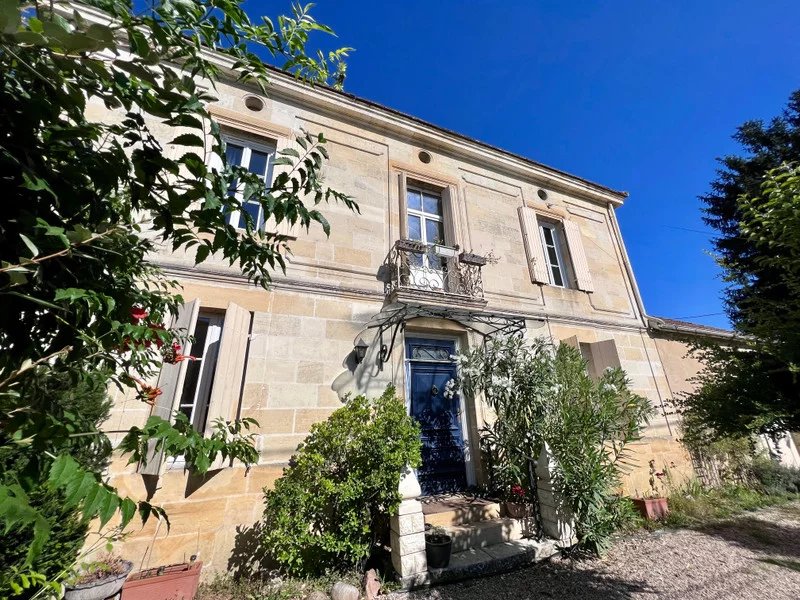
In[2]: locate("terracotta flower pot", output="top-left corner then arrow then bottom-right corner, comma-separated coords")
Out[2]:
632,497 -> 669,520
121,561 -> 202,600
64,560 -> 132,600
504,501 -> 533,519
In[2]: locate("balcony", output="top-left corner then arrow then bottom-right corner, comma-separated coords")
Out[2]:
382,239 -> 487,307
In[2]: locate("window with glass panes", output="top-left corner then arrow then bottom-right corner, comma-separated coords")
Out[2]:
224,136 -> 275,230
177,311 -> 224,432
406,186 -> 445,269
538,222 -> 568,287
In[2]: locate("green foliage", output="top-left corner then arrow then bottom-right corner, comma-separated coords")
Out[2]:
0,0 -> 356,593
750,457 -> 800,495
698,88 -> 800,435
663,479 -> 793,528
458,336 -> 652,554
197,571 -> 366,600
262,386 -> 421,576
120,414 -> 260,474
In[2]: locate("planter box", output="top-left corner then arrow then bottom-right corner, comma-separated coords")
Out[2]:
632,497 -> 669,521
121,562 -> 202,600
64,560 -> 132,600
458,252 -> 487,266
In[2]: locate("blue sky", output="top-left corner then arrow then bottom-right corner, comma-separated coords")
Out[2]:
297,1 -> 800,329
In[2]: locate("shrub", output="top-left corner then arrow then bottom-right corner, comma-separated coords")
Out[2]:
751,457 -> 800,495
458,336 -> 652,554
261,386 -> 421,576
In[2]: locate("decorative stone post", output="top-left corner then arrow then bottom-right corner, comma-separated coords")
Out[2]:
390,467 -> 428,588
535,444 -> 576,546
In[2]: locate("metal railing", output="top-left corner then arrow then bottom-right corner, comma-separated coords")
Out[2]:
383,239 -> 486,301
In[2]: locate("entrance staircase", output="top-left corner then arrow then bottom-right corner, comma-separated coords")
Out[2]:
420,496 -> 559,584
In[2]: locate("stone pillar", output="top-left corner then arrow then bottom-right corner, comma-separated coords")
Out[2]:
535,444 -> 576,546
390,467 -> 428,588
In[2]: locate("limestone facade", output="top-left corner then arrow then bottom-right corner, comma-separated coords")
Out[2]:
100,66 -> 720,576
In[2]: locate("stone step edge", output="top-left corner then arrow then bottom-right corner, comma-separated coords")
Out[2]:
423,502 -> 502,528
440,517 -> 527,552
398,537 -> 560,590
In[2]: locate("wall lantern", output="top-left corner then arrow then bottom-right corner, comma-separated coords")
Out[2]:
354,338 -> 369,364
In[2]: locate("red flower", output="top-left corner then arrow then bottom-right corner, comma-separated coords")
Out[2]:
162,342 -> 196,364
132,378 -> 162,405
130,307 -> 149,323
511,484 -> 526,498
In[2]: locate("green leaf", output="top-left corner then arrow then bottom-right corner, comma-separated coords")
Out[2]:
170,133 -> 205,147
0,0 -> 20,34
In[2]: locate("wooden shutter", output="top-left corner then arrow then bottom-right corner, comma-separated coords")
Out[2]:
591,339 -> 621,371
204,302 -> 252,431
441,185 -> 461,248
562,219 -> 594,292
518,206 -> 549,284
397,171 -> 408,240
138,299 -> 200,475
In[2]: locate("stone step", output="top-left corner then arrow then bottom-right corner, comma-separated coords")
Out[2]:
442,517 -> 536,552
400,537 -> 559,589
422,498 -> 502,528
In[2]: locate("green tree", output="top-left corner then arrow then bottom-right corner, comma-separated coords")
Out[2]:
690,90 -> 800,437
685,165 -> 800,439
0,0 -> 355,594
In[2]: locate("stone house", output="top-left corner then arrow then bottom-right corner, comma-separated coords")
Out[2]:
91,48 -> 787,578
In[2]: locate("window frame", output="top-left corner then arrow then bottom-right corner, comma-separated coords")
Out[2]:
222,132 -> 277,232
406,184 -> 447,269
538,221 -> 570,288
177,311 -> 225,433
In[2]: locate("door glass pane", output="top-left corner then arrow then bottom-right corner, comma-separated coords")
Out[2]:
248,149 -> 271,177
407,189 -> 422,211
422,193 -> 442,216
408,214 -> 422,240
425,219 -> 445,246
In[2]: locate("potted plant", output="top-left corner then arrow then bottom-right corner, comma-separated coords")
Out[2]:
121,560 -> 202,600
424,525 -> 453,569
458,251 -> 488,266
503,483 -> 533,518
65,553 -> 133,600
631,459 -> 669,520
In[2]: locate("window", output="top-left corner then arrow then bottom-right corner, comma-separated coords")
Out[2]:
138,300 -> 252,475
517,206 -> 595,292
224,135 -> 275,230
538,222 -> 568,287
406,186 -> 445,270
177,311 -> 224,432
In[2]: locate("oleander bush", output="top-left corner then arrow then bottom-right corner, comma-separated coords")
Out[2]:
262,386 -> 421,576
459,336 -> 652,554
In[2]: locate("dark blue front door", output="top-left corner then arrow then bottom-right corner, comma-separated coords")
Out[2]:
406,338 -> 467,495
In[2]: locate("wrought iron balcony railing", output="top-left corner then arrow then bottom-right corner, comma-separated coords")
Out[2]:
383,239 -> 486,303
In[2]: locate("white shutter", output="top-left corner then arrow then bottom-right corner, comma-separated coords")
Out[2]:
398,171 -> 408,240
204,302 -> 252,432
441,185 -> 461,248
138,299 -> 200,475
518,206 -> 549,284
562,219 -> 594,292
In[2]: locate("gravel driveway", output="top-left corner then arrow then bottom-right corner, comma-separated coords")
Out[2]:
393,501 -> 800,600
